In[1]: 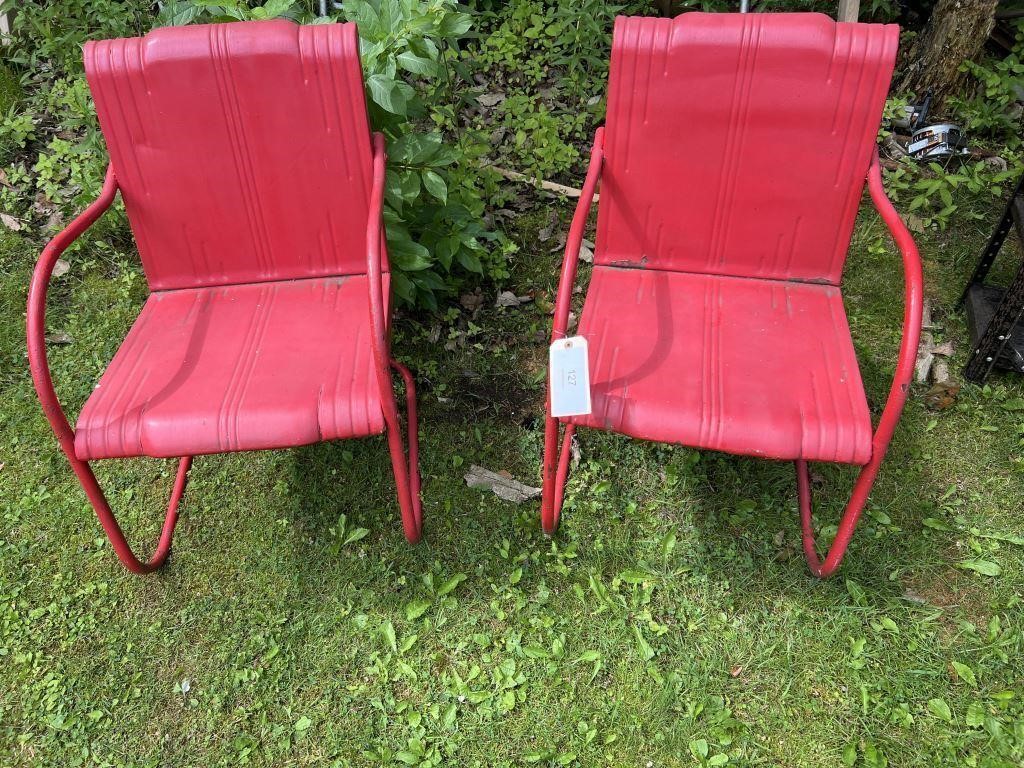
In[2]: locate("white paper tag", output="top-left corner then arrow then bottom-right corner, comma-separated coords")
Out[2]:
549,336 -> 592,418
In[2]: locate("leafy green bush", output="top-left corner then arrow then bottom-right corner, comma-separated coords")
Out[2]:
951,25 -> 1024,150
881,159 -> 1018,231
0,1 -> 146,211
0,0 -> 152,74
467,0 -> 620,181
337,0 -> 511,307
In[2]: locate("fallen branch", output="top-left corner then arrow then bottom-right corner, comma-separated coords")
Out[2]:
464,465 -> 541,503
486,165 -> 597,201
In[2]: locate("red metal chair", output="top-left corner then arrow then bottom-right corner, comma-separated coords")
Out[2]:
27,20 -> 423,574
542,13 -> 923,578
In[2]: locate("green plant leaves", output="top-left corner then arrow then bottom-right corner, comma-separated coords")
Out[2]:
366,73 -> 412,116
340,0 -> 508,307
389,132 -> 454,167
250,0 -> 295,20
405,599 -> 432,621
966,702 -> 986,727
388,229 -> 432,272
958,558 -> 1002,577
437,12 -> 472,38
951,660 -> 977,687
380,619 -> 397,654
435,572 -> 467,597
927,697 -> 952,722
842,742 -> 857,766
456,248 -> 483,274
397,50 -> 438,76
342,526 -> 369,546
156,1 -> 202,25
342,0 -> 382,37
631,624 -> 655,661
421,170 -> 447,203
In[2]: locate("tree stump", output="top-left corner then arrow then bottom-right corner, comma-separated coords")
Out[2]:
899,0 -> 998,109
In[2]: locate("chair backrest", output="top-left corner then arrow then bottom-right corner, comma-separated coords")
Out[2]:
595,13 -> 898,285
85,20 -> 375,292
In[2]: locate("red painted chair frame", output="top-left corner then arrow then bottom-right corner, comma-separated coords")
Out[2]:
541,134 -> 923,579
27,132 -> 422,575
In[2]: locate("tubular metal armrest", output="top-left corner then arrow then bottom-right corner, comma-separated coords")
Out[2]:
798,148 -> 924,578
27,165 -> 194,574
366,131 -> 423,543
550,127 -> 605,343
541,128 -> 605,533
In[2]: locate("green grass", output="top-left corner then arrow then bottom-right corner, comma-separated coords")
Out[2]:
0,64 -> 21,114
2,187 -> 1024,767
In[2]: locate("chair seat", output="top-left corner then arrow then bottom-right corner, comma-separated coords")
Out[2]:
568,267 -> 873,465
75,275 -> 388,460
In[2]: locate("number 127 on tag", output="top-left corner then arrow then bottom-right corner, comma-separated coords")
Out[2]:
549,336 -> 592,418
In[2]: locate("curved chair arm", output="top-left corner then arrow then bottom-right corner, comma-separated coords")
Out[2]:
550,127 -> 605,343
365,131 -> 423,542
798,148 -> 924,578
366,131 -> 392,381
541,128 -> 604,534
864,148 -> 924,459
27,164 -> 118,448
27,164 -> 195,575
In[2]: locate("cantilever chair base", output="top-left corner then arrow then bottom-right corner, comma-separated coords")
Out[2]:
27,22 -> 424,575
28,166 -> 424,575
541,13 -> 922,579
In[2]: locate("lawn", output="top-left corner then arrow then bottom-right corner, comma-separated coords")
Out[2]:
2,2 -> 1024,768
